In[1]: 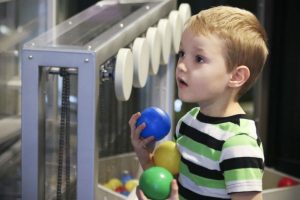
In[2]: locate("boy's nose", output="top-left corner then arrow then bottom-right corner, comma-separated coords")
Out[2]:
176,62 -> 187,72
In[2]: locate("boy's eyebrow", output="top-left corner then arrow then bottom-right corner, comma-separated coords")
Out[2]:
194,46 -> 205,52
194,46 -> 208,55
178,43 -> 207,55
178,43 -> 204,51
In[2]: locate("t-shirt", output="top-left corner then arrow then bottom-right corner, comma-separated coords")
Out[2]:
175,107 -> 264,200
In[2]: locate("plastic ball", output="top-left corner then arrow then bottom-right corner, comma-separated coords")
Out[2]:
139,166 -> 173,200
136,107 -> 171,141
277,177 -> 299,187
121,190 -> 130,196
153,141 -> 180,175
121,171 -> 133,184
125,179 -> 139,192
106,178 -> 122,190
115,186 -> 126,193
103,183 -> 113,190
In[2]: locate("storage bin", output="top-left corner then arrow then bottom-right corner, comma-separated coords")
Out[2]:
263,167 -> 300,200
97,155 -> 300,200
97,152 -> 142,200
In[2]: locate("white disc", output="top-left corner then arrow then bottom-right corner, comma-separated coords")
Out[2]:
169,10 -> 183,53
157,19 -> 172,65
146,27 -> 161,75
114,48 -> 133,101
132,37 -> 149,88
178,3 -> 191,24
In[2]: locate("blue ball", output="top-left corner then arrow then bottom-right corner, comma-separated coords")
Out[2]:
121,191 -> 130,196
121,173 -> 133,185
136,107 -> 171,141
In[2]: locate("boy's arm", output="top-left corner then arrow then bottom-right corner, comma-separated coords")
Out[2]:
231,191 -> 263,200
221,134 -> 264,200
129,112 -> 155,170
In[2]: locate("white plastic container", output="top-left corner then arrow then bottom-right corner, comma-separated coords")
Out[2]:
263,167 -> 300,200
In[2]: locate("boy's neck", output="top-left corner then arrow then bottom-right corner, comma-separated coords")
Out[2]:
199,99 -> 245,118
197,87 -> 246,117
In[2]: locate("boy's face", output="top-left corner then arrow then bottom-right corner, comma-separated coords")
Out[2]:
176,28 -> 232,105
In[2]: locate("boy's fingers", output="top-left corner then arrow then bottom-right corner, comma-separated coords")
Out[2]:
142,136 -> 155,150
128,111 -> 155,151
129,112 -> 144,140
168,180 -> 179,200
132,123 -> 146,140
134,136 -> 155,153
136,186 -> 148,200
129,112 -> 141,129
171,179 -> 178,192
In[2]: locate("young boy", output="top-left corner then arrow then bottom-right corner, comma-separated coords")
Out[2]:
129,5 -> 268,200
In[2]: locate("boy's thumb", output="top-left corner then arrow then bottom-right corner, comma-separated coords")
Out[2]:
168,179 -> 179,200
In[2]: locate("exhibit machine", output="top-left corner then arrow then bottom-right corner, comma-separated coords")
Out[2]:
21,0 -> 191,199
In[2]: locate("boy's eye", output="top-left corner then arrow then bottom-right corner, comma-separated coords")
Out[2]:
178,50 -> 184,57
195,55 -> 204,63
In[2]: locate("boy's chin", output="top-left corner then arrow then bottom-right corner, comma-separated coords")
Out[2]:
177,95 -> 196,103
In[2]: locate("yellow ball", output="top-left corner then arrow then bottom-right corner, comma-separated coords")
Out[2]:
125,179 -> 139,192
153,141 -> 180,175
106,178 -> 122,190
103,183 -> 112,190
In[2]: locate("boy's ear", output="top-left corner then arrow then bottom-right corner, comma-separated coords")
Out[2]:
228,65 -> 250,88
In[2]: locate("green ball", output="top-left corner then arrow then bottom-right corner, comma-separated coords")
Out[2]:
139,166 -> 173,200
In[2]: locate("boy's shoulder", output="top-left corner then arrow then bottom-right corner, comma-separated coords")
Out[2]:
218,117 -> 258,140
178,107 -> 260,140
221,118 -> 262,150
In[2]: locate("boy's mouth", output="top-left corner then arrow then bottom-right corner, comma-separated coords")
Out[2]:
177,77 -> 188,87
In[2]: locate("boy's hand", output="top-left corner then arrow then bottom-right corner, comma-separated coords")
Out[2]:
136,179 -> 179,200
129,112 -> 155,169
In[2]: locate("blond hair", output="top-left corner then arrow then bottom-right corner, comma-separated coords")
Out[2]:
185,6 -> 268,98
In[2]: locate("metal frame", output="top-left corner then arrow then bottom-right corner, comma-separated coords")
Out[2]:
21,0 -> 177,199
22,49 -> 98,200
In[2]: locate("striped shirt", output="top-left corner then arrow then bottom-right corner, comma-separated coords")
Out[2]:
175,107 -> 264,200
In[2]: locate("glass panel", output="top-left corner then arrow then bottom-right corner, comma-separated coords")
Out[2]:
26,2 -> 149,48
0,0 -> 47,199
0,0 -> 47,116
41,67 -> 78,200
55,3 -> 144,46
98,81 -> 140,157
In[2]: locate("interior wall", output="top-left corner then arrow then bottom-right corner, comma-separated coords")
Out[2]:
265,0 -> 300,178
